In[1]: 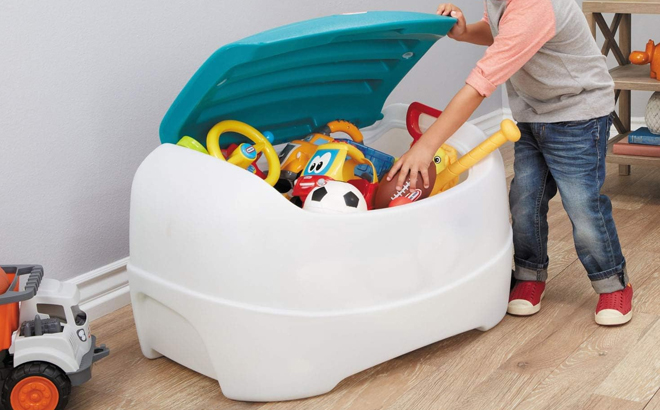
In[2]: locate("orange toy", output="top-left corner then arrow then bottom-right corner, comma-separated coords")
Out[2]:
0,267 -> 18,351
630,40 -> 660,80
0,265 -> 109,410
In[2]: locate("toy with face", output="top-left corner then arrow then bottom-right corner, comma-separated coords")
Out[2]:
292,143 -> 378,206
432,149 -> 448,174
304,150 -> 337,176
276,133 -> 336,192
303,149 -> 343,180
275,121 -> 364,194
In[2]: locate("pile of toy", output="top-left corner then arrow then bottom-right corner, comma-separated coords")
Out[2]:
174,102 -> 519,214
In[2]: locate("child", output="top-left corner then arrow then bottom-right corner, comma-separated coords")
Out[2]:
387,0 -> 631,325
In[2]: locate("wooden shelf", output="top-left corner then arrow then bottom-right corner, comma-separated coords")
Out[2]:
610,64 -> 660,92
583,0 -> 660,14
607,133 -> 660,167
582,1 -> 660,174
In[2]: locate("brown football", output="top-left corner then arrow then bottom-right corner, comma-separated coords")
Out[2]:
374,163 -> 437,209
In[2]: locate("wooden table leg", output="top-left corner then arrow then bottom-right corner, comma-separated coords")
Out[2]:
619,14 -> 632,176
585,12 -> 597,37
619,14 -> 632,134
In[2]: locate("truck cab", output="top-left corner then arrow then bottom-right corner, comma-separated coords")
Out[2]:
0,265 -> 108,410
11,279 -> 94,381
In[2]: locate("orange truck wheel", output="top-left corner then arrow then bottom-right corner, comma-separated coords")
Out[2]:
2,363 -> 71,410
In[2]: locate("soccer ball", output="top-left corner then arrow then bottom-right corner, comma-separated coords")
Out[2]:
303,181 -> 368,214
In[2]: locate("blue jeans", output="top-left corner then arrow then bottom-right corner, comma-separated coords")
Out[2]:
510,114 -> 628,294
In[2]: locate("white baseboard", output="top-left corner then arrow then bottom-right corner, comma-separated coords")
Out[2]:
67,257 -> 130,321
630,117 -> 647,132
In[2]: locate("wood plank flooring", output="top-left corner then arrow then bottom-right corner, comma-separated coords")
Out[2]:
71,144 -> 660,409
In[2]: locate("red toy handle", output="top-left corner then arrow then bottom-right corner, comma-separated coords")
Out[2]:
406,102 -> 443,145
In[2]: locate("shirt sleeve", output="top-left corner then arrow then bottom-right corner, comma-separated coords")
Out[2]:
481,2 -> 489,24
466,0 -> 556,97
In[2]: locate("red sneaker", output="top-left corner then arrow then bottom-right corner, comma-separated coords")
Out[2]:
508,281 -> 546,316
595,283 -> 633,326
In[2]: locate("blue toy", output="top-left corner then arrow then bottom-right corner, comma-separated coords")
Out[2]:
339,139 -> 396,181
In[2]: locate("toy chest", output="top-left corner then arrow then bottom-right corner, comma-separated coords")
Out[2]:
128,11 -> 513,402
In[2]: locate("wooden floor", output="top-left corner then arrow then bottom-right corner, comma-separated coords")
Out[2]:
71,144 -> 660,410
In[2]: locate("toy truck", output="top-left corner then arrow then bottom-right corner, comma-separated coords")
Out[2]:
0,265 -> 109,410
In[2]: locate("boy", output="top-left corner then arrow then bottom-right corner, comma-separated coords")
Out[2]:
387,0 -> 631,325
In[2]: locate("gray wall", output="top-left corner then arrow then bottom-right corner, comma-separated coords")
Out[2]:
0,1 -> 498,280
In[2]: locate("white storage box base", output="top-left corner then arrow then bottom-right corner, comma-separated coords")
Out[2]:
128,242 -> 510,401
128,112 -> 513,402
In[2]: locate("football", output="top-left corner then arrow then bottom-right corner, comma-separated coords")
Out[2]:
373,162 -> 437,209
303,181 -> 368,214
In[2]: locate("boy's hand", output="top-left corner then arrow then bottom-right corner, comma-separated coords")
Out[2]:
387,86 -> 486,193
436,4 -> 468,41
386,139 -> 436,192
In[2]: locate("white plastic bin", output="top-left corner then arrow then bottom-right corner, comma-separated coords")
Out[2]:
128,12 -> 512,402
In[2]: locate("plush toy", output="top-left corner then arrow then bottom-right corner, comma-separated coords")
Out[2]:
434,120 -> 521,189
630,40 -> 659,80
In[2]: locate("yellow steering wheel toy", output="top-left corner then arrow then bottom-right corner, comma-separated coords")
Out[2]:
175,120 -> 281,187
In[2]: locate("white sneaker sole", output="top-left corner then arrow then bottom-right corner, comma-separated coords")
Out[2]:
595,309 -> 633,326
507,291 -> 545,316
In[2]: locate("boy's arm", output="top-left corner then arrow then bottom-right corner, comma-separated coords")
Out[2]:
455,22 -> 493,46
465,0 -> 556,98
388,0 -> 556,190
387,85 -> 484,191
437,3 -> 493,46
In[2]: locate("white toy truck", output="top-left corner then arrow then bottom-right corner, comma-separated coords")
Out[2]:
0,265 -> 109,410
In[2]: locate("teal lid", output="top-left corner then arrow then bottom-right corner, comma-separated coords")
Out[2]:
160,11 -> 456,147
